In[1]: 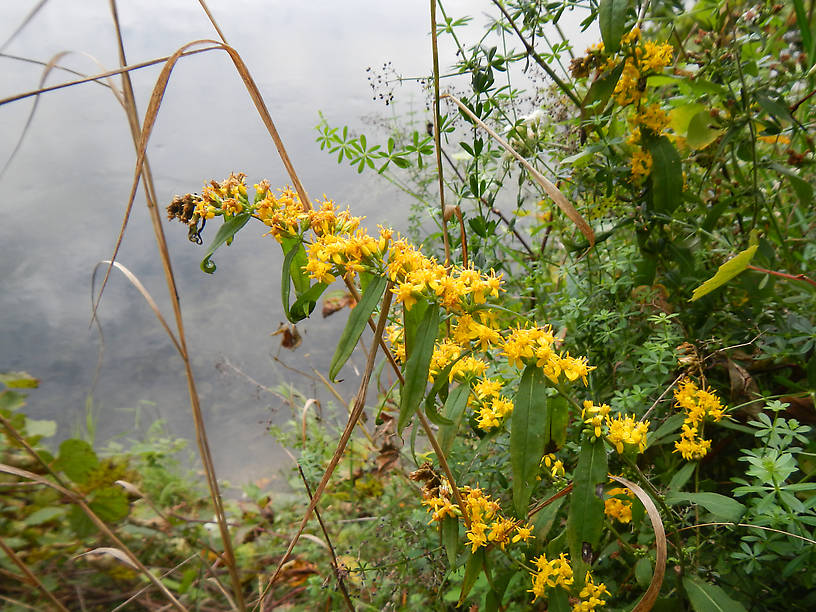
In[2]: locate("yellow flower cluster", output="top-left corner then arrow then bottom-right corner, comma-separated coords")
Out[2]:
529,553 -> 609,611
540,453 -> 566,479
604,487 -> 634,524
423,486 -> 533,553
502,325 -> 593,385
194,171 -> 250,220
582,402 -> 649,454
673,379 -> 726,460
613,28 -> 674,107
606,414 -> 649,454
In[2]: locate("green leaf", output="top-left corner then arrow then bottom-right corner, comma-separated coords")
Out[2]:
511,365 -> 549,516
0,371 -> 39,389
635,557 -> 653,588
599,0 -> 630,54
690,244 -> 758,301
403,299 -> 430,360
667,462 -> 696,491
89,486 -> 130,523
548,588 -> 570,612
567,438 -> 607,587
0,390 -> 27,413
329,275 -> 388,381
686,112 -> 723,150
458,548 -> 485,606
397,303 -> 440,432
25,507 -> 64,526
25,418 -> 57,439
645,134 -> 683,215
289,282 -> 329,322
442,515 -> 459,567
582,61 -> 625,115
755,91 -> 793,125
683,575 -> 748,612
647,413 -> 686,447
57,439 -> 99,484
793,0 -> 814,65
669,103 -> 707,136
665,492 -> 745,522
438,384 -> 471,456
546,396 -> 570,451
200,213 -> 251,273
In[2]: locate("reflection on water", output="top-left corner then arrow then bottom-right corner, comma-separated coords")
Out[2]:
0,1 -> 592,484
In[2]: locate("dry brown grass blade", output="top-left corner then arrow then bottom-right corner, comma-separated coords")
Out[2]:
0,535 -> 69,612
441,92 -> 595,248
0,0 -> 49,53
91,260 -> 183,354
300,398 -> 320,444
609,475 -> 666,612
107,3 -> 244,605
429,0 -> 450,266
0,50 -> 123,179
257,283 -> 395,608
197,0 -> 228,44
0,463 -> 187,611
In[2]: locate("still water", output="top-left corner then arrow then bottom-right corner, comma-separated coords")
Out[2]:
0,1 -> 592,485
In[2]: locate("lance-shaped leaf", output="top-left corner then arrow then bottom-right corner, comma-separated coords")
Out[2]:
599,0 -> 630,54
200,212 -> 251,273
458,548 -> 485,606
645,134 -> 683,216
690,244 -> 758,301
683,575 -> 748,612
397,303 -> 440,432
329,275 -> 388,381
665,492 -> 745,523
289,281 -> 329,322
438,384 -> 471,456
567,438 -> 607,588
582,60 -> 625,116
442,515 -> 459,567
511,365 -> 549,516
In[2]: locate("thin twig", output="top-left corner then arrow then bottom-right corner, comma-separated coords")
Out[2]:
747,264 -> 816,289
297,466 -> 355,612
675,522 -> 816,546
0,536 -> 70,612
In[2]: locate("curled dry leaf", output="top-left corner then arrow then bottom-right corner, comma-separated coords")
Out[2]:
73,547 -> 140,570
271,322 -> 302,350
322,292 -> 356,317
609,475 -> 666,612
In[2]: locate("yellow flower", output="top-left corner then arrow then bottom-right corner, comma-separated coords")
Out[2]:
604,487 -> 634,523
606,414 -> 649,454
631,148 -> 653,181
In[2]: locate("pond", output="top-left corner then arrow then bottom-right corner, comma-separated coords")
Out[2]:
0,0 -> 593,486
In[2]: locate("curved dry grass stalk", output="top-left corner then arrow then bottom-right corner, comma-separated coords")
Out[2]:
91,260 -> 182,354
609,475 -> 667,612
258,284 -> 395,607
0,50 -> 123,179
0,463 -> 187,611
0,0 -> 49,53
300,398 -> 320,444
441,92 -> 595,248
677,522 -> 816,546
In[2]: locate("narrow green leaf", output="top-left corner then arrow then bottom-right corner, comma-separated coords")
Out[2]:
403,298 -> 430,360
0,371 -> 39,389
548,588 -> 571,612
511,365 -> 549,516
25,507 -> 64,526
793,0 -> 814,65
398,303 -> 440,432
665,492 -> 745,522
200,213 -> 250,273
442,515 -> 459,567
438,384 -> 471,456
690,244 -> 758,301
567,438 -> 607,588
546,396 -> 569,451
582,61 -> 625,115
329,275 -> 388,381
667,462 -> 696,492
280,242 -> 300,322
635,557 -> 653,588
57,439 -> 99,484
683,575 -> 748,612
598,0 -> 629,54
645,134 -> 683,215
290,282 -> 329,322
458,548 -> 485,606
282,235 -> 310,296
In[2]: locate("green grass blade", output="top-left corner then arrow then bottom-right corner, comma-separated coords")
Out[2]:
329,275 -> 388,381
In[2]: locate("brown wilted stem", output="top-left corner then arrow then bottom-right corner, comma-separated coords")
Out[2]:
260,283 -> 395,605
430,0 -> 451,266
747,264 -> 816,289
0,536 -> 70,612
297,466 -> 355,612
342,278 -> 471,528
